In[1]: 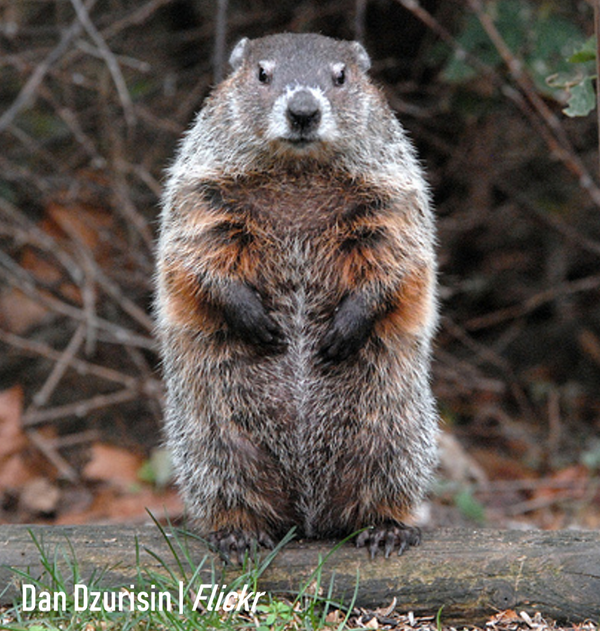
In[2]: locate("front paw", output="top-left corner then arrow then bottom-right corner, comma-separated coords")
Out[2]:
355,522 -> 421,558
319,293 -> 374,361
222,283 -> 285,351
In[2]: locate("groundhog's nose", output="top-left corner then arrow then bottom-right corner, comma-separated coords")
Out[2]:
286,90 -> 321,134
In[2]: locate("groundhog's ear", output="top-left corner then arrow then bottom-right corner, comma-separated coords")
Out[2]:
229,37 -> 250,70
351,41 -> 371,73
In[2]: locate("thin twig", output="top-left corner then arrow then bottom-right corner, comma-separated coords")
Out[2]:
30,323 -> 87,410
27,429 -> 79,482
213,0 -> 229,84
111,170 -> 154,252
498,182 -> 600,258
395,0 -> 600,209
0,199 -> 82,282
442,317 -> 536,420
355,0 -> 367,43
466,0 -> 600,208
51,429 -> 101,449
0,328 -> 145,389
0,254 -> 155,350
75,40 -> 152,73
101,0 -> 178,40
69,0 -> 136,127
0,1 -> 96,133
51,210 -> 154,333
434,349 -> 507,393
78,240 -> 99,356
464,273 -> 600,331
23,387 -> 142,426
473,476 -> 591,494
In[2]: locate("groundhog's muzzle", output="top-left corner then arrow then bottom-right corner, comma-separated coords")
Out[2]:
285,89 -> 322,138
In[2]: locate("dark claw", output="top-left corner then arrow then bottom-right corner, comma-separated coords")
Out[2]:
369,529 -> 386,559
207,528 -> 274,564
384,531 -> 396,558
355,529 -> 371,548
355,522 -> 421,558
258,531 -> 276,549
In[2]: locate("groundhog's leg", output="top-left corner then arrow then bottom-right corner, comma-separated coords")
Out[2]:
160,318 -> 297,562
200,454 -> 288,562
308,330 -> 437,556
343,363 -> 436,557
173,415 -> 297,562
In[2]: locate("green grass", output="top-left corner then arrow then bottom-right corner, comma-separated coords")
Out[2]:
0,520 -> 360,631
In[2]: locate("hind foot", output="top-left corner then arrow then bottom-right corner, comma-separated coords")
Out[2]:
355,522 -> 421,558
206,528 -> 275,564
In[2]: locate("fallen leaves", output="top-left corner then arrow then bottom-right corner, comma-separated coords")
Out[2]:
0,385 -> 182,526
82,442 -> 144,488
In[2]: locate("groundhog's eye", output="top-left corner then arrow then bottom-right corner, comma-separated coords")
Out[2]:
257,65 -> 272,84
332,64 -> 346,86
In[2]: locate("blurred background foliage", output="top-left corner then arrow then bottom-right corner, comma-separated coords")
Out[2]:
0,0 -> 599,528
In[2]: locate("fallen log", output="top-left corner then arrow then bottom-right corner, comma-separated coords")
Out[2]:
0,524 -> 598,623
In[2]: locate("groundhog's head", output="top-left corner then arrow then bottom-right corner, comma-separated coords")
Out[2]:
225,33 -> 373,157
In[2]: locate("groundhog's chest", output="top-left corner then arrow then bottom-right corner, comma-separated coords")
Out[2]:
218,169 -> 367,233
219,170 -> 380,296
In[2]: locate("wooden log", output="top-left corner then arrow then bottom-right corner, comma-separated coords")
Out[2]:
0,525 -> 598,623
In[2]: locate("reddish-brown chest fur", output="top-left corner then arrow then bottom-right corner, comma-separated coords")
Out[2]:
202,164 -> 387,233
162,160 -> 432,342
195,164 -> 397,294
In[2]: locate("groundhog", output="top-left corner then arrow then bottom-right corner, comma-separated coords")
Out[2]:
156,33 -> 439,559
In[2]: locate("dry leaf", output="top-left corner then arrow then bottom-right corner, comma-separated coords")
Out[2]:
20,477 -> 60,515
325,609 -> 343,624
0,288 -> 50,334
0,386 -> 25,459
0,386 -> 34,489
365,614 -> 379,629
487,609 -> 520,625
55,486 -> 183,524
374,597 -> 397,618
82,443 -> 143,487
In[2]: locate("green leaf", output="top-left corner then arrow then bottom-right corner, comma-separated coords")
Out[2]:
563,75 -> 596,117
137,447 -> 173,488
454,487 -> 485,523
568,36 -> 597,63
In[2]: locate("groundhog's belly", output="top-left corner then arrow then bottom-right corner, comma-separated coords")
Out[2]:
261,231 -> 335,398
242,230 -> 376,519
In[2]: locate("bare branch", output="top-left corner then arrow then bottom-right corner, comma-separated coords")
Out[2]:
213,0 -> 229,84
466,0 -> 600,208
0,254 -> 155,350
465,274 -> 600,331
396,0 -> 600,209
30,323 -> 87,410
0,2 -> 95,133
0,328 -> 158,391
355,0 -> 367,43
27,429 -> 79,483
23,388 -> 144,426
69,0 -> 136,128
